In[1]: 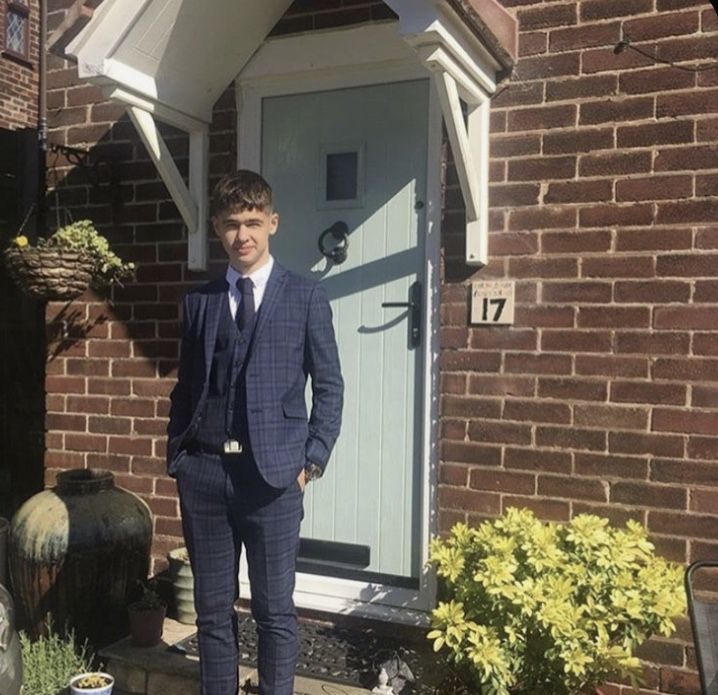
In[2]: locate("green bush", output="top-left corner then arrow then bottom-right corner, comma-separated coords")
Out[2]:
19,618 -> 94,695
427,508 -> 686,695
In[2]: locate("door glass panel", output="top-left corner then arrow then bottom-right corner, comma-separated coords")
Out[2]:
326,151 -> 358,201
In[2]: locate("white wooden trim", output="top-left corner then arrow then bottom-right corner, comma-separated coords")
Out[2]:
235,27 -> 442,621
128,106 -> 203,259
189,128 -> 210,270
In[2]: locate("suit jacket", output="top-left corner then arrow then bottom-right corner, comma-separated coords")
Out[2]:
166,260 -> 344,488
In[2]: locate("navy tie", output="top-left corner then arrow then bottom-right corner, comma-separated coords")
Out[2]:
236,277 -> 255,332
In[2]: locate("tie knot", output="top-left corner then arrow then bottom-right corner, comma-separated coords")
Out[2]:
237,277 -> 253,296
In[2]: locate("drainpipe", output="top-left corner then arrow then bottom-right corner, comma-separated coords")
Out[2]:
37,0 -> 47,236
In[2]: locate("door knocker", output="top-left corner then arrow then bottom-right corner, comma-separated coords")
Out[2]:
318,221 -> 349,265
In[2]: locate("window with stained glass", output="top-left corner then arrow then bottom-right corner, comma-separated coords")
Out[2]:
4,0 -> 30,61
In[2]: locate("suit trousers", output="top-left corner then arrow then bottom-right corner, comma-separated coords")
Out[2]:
176,451 -> 304,695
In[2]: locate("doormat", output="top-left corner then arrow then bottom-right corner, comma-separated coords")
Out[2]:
169,612 -> 444,694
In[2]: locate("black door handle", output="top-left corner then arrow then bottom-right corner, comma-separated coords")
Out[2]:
381,280 -> 422,348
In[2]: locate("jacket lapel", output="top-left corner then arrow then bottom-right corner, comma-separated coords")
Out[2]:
252,260 -> 288,347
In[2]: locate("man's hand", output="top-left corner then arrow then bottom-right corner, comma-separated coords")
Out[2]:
297,469 -> 307,492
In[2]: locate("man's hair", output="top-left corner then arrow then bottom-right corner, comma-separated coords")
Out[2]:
210,170 -> 273,217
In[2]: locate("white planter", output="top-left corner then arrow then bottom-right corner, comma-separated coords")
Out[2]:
168,548 -> 196,624
69,672 -> 114,695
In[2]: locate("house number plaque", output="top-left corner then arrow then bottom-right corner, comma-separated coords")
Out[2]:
471,281 -> 515,326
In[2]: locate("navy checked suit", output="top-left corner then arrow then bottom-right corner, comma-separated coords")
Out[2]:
167,260 -> 343,695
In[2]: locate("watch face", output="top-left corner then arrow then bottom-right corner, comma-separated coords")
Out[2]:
305,464 -> 322,481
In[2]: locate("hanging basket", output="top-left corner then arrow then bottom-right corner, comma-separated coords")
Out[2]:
3,245 -> 95,301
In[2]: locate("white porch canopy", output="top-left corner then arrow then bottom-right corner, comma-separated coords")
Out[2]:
64,0 -> 516,270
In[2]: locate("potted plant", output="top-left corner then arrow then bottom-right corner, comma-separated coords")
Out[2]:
168,546 -> 196,624
3,219 -> 134,301
427,507 -> 686,695
127,579 -> 166,648
69,671 -> 114,695
19,615 -> 95,695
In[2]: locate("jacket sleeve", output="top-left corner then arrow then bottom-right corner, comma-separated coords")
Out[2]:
167,292 -> 195,441
303,283 -> 344,472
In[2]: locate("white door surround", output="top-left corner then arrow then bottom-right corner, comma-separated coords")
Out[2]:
235,24 -> 442,626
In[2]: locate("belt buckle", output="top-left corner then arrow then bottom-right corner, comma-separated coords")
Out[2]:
223,440 -> 243,455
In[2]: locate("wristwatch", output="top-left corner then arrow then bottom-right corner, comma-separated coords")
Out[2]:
304,463 -> 323,482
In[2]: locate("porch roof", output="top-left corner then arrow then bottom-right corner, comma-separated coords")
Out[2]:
59,0 -> 518,270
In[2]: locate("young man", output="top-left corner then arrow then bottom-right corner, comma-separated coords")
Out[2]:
166,170 -> 343,695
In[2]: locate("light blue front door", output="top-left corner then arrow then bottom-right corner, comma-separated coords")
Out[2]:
262,80 -> 429,584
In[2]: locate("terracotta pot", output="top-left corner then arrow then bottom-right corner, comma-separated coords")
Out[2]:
9,469 -> 152,646
128,604 -> 166,648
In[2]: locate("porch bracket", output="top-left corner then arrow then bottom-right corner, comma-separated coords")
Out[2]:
415,43 -> 492,268
127,105 -> 209,271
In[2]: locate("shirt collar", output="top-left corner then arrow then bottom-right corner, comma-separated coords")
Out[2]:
225,255 -> 274,292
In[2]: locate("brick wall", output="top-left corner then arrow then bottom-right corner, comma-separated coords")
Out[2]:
0,0 -> 40,129
42,1 -> 717,692
439,2 -> 718,692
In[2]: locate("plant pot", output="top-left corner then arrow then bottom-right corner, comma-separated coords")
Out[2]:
168,547 -> 196,624
3,246 -> 94,301
69,671 -> 114,695
128,604 -> 166,647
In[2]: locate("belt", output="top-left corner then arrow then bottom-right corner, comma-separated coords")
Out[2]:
185,440 -> 246,456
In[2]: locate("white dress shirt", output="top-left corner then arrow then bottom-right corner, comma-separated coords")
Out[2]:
225,255 -> 274,321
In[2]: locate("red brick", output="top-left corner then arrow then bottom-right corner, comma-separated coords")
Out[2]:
545,74 -> 617,102
501,496 -> 571,521
536,426 -> 607,451
468,421 -> 533,445
45,413 -> 87,431
651,458 -> 718,486
443,396 -> 502,419
440,351 -> 502,372
492,82 -> 545,108
490,134 -> 541,158
579,150 -> 652,176
661,90 -> 718,124
579,204 -> 654,228
616,175 -> 693,202
541,281 -> 612,303
489,184 -> 541,207
538,377 -> 607,401
655,306 -> 718,330
653,357 -> 718,381
543,230 -> 613,254
438,487 -> 501,514
697,174 -> 718,197
617,120 -> 695,148
89,416 -> 132,435
441,328 -> 468,349
655,144 -> 718,171
658,254 -> 718,277
88,378 -> 131,396
615,280 -> 691,303
543,128 -> 614,155
579,96 -> 654,125
65,433 -> 107,453
516,51 -> 581,81
609,432 -> 684,458
625,10 -> 700,40
519,31 -> 548,57
691,489 -> 718,514
576,355 -> 648,378
518,3 -> 577,30
657,199 -> 718,225
541,330 -> 612,353
504,447 -> 572,474
468,374 -> 535,397
580,0 -> 653,20
109,437 -> 153,456
439,464 -> 469,487
582,45 -> 654,74
66,396 -> 110,414
611,482 -> 687,509
515,306 -> 577,328
693,332 -> 718,356
577,306 -> 651,328
649,511 -> 718,539
470,329 -> 537,351
615,228 -> 693,252
549,22 -> 620,52
537,475 -> 608,501
441,441 -> 502,466
503,399 -> 571,424
508,207 -> 577,231
692,385 -> 718,407
544,180 -> 613,204
688,436 -> 718,460
469,469 -> 536,495
508,257 -> 578,279
131,457 -> 166,477
616,332 -> 690,356
575,452 -> 649,480
611,380 -> 686,405
507,156 -> 576,182
504,353 -> 572,375
441,373 -> 466,395
619,66 -> 696,94
110,398 -> 156,417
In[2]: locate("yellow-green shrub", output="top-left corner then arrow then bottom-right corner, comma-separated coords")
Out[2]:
427,508 -> 686,695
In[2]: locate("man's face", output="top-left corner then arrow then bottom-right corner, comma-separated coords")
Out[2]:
212,206 -> 278,275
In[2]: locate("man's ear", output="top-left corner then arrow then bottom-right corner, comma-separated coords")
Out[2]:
211,216 -> 222,238
270,212 -> 279,236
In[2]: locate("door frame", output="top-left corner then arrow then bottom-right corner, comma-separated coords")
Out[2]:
235,23 -> 442,625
